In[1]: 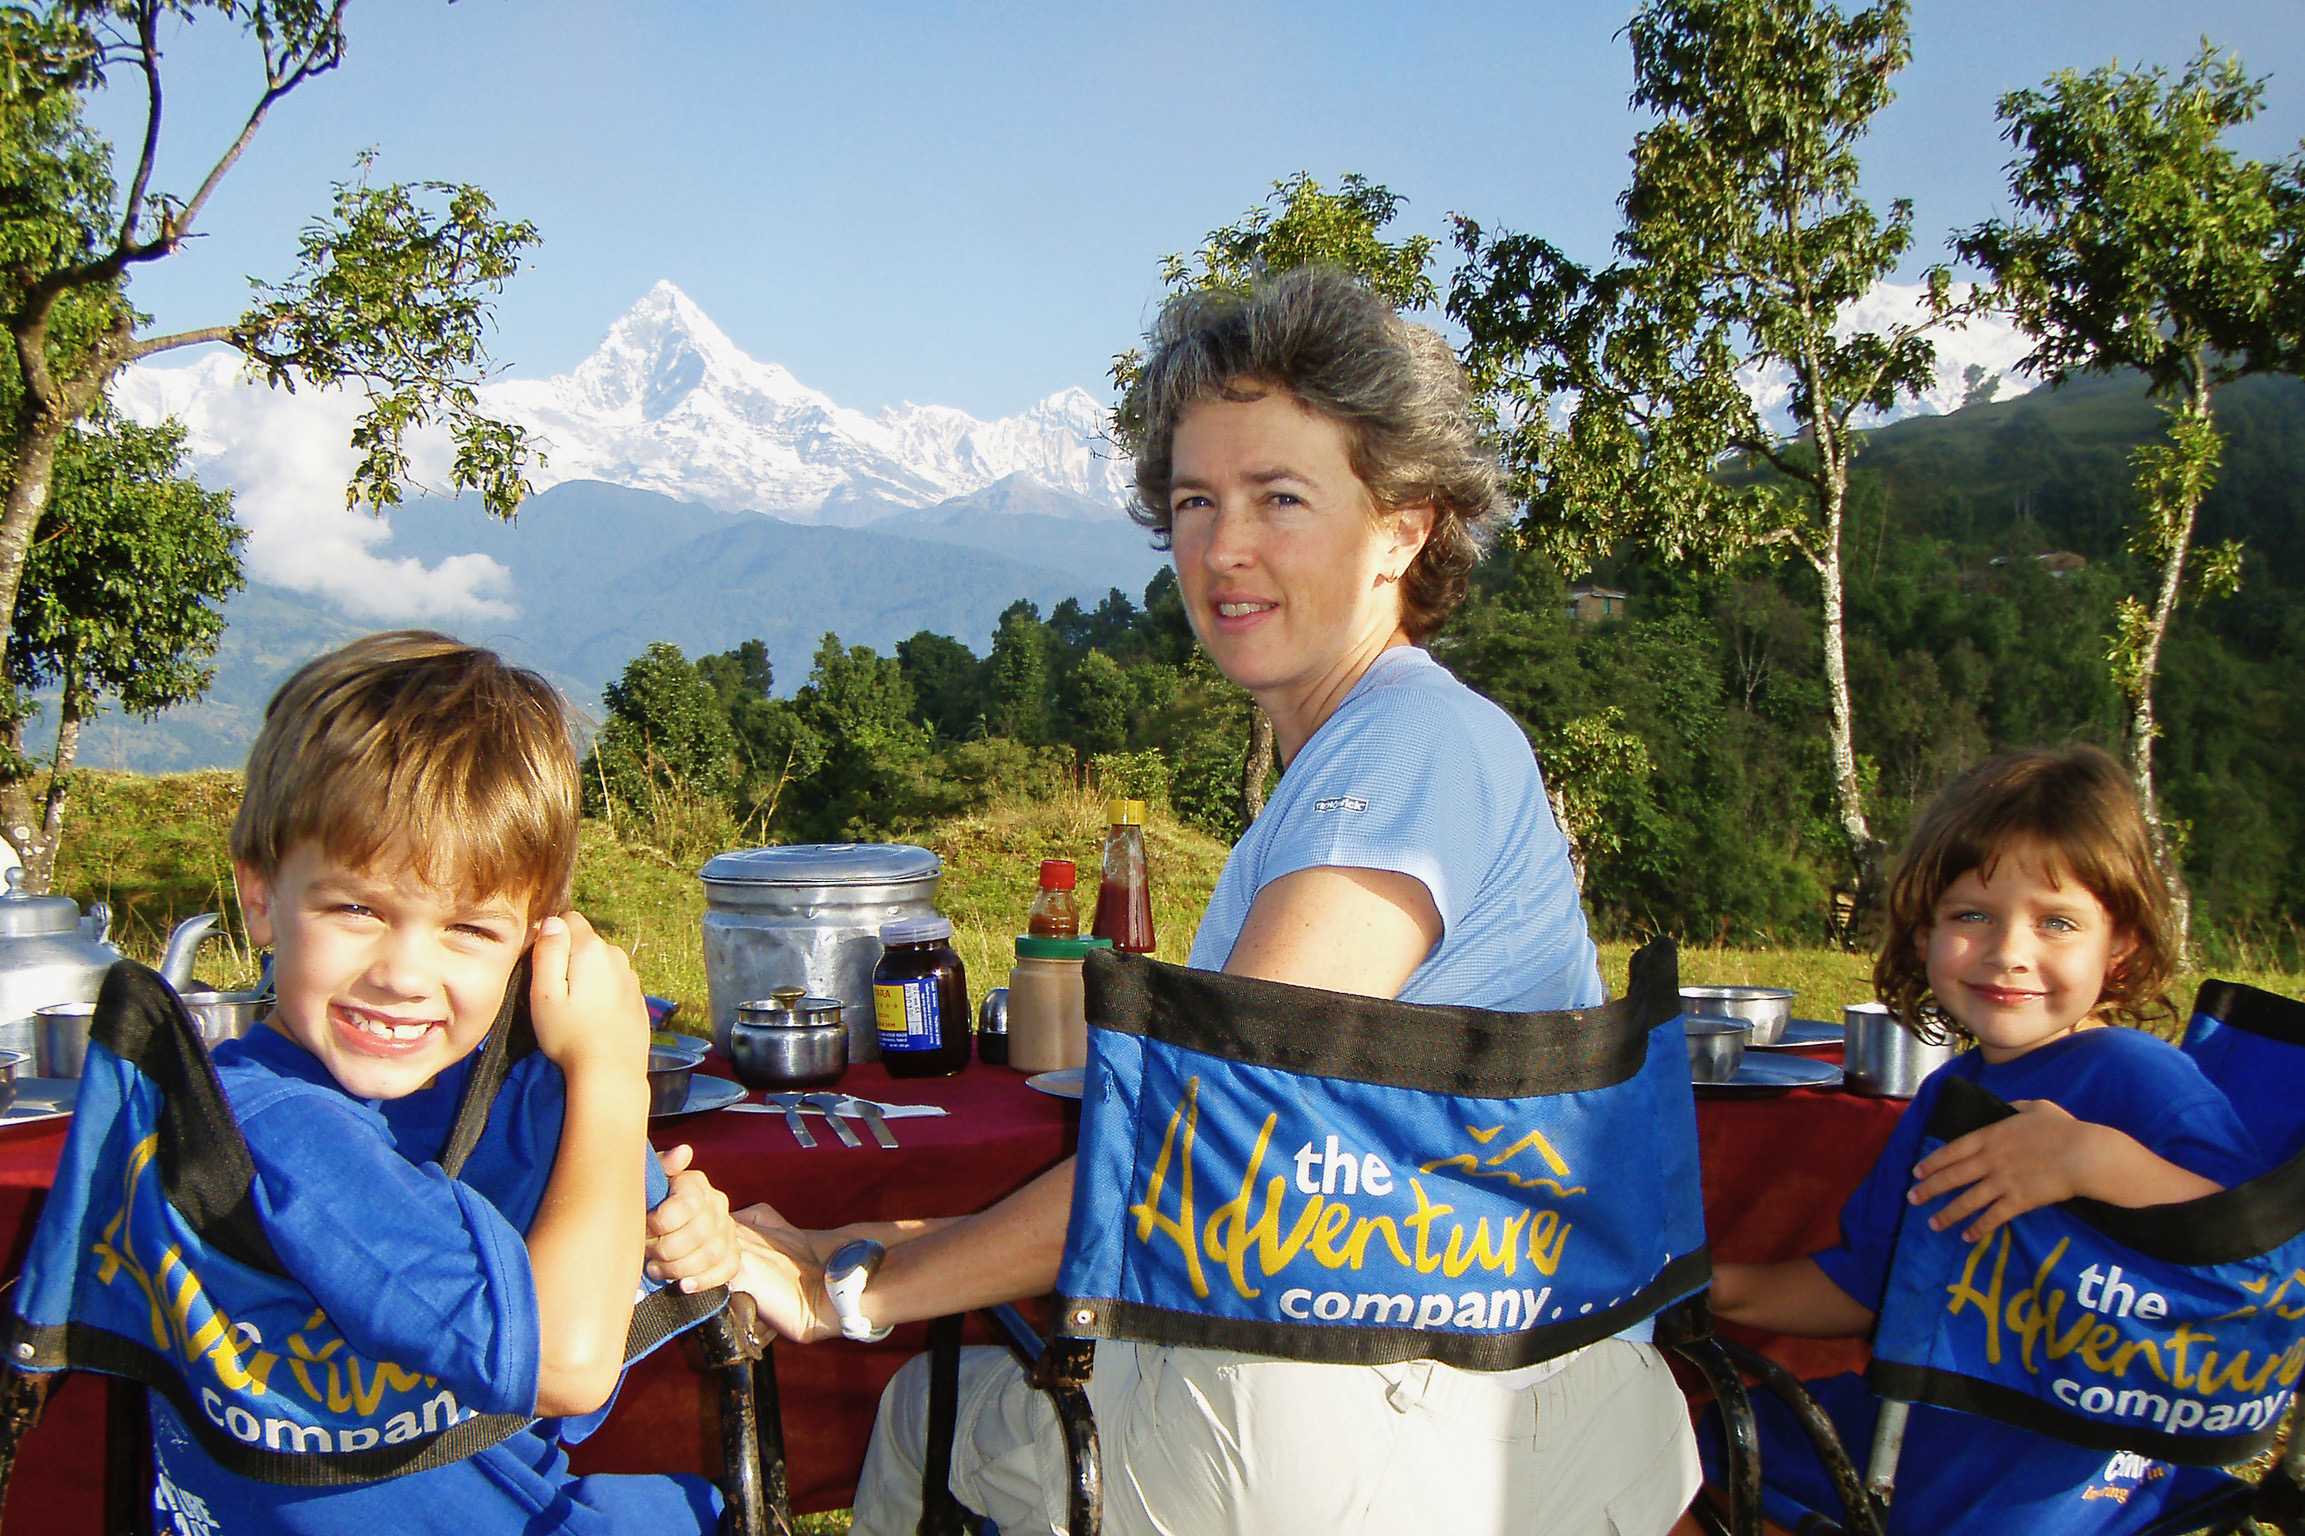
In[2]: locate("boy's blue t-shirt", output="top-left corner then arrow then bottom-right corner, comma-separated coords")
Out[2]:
146,1025 -> 719,1536
1719,1027 -> 2267,1535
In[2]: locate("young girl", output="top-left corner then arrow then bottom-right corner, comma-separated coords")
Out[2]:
1686,745 -> 2267,1534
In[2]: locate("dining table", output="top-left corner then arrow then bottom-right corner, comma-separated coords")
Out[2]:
0,1034 -> 1910,1524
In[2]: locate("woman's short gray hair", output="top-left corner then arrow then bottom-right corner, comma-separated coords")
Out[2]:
1118,267 -> 1506,640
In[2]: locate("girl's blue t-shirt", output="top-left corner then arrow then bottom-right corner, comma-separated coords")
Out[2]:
1726,1026 -> 2268,1535
146,1025 -> 719,1536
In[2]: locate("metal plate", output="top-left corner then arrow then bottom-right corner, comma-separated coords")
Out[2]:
1695,1055 -> 1842,1095
1748,1018 -> 1844,1051
0,1076 -> 78,1132
1026,1068 -> 1085,1100
651,1075 -> 747,1119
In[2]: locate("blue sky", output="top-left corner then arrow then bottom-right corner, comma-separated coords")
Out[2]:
91,0 -> 2305,422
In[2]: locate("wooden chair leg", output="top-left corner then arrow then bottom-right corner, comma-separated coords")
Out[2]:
704,1296 -> 786,1536
0,1363 -> 55,1531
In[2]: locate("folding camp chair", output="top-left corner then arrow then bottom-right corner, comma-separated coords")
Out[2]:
1746,979 -> 2305,1536
0,960 -> 796,1536
912,938 -> 1765,1536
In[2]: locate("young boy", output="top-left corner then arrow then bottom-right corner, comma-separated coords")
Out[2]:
149,631 -> 739,1535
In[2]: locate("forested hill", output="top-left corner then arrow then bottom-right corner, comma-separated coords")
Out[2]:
576,365 -> 2303,965
1444,366 -> 2304,954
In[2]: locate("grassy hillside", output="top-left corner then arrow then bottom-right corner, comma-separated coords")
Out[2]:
51,770 -> 2303,1019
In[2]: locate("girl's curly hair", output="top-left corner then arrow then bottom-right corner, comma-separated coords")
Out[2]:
1873,745 -> 2176,1046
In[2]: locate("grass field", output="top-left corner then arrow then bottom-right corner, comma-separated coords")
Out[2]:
51,769 -> 2305,1021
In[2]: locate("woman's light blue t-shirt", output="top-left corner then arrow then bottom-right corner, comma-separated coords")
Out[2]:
1188,645 -> 1604,1014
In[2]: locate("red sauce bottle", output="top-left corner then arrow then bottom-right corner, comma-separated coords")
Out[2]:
1090,799 -> 1156,954
1028,860 -> 1080,938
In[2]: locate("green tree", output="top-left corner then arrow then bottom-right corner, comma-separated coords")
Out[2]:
696,639 -> 771,710
1452,0 -> 1969,920
783,633 -> 932,840
985,599 -> 1049,744
1955,45 -> 2305,937
896,630 -> 986,740
0,3 -> 538,867
6,412 -> 239,888
584,642 -> 738,819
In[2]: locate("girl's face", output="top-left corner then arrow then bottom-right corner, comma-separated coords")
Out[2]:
1920,839 -> 2136,1065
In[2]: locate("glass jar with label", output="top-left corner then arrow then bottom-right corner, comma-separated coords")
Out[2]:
872,916 -> 971,1078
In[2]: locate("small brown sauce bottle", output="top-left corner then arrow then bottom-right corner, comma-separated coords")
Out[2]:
873,916 -> 971,1078
1028,859 -> 1080,938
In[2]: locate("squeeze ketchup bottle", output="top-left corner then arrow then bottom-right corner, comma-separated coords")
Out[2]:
1090,800 -> 1156,954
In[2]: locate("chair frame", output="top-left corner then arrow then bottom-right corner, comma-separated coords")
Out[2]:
0,1293 -> 792,1536
917,1292 -> 1765,1536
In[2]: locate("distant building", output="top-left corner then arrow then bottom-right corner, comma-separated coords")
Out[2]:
1986,551 -> 2088,578
1566,585 -> 1629,624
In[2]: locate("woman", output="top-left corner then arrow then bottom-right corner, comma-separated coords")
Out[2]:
733,269 -> 1700,1535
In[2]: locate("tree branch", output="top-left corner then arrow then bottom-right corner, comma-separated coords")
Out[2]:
115,3 -> 165,252
121,323 -> 251,363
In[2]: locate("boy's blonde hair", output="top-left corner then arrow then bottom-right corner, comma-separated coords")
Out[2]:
231,631 -> 580,917
1874,745 -> 2177,1045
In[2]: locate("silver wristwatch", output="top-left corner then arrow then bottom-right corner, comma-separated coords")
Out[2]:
824,1238 -> 892,1342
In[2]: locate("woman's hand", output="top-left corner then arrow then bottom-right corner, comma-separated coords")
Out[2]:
1908,1099 -> 2222,1242
645,1145 -> 738,1293
730,1204 -> 840,1343
528,912 -> 648,1077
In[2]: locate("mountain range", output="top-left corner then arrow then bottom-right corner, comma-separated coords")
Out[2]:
88,279 -> 2038,773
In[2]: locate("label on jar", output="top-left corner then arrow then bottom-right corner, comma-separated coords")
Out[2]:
874,978 -> 942,1052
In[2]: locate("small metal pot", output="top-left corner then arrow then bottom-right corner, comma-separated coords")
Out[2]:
1681,985 -> 1796,1046
34,1000 -> 95,1078
1843,1002 -> 1960,1097
647,1039 -> 709,1117
178,989 -> 266,1047
0,1048 -> 23,1115
726,987 -> 848,1091
1684,1015 -> 1751,1084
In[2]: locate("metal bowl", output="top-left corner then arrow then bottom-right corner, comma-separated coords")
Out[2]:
1680,985 -> 1796,1046
647,1038 -> 710,1117
1684,1015 -> 1751,1084
1842,1003 -> 1960,1098
34,1000 -> 97,1078
0,1048 -> 25,1116
727,988 -> 848,1091
178,989 -> 266,1046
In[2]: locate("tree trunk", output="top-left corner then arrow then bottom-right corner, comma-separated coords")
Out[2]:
1814,460 -> 1883,940
1240,707 -> 1275,826
2124,383 -> 2212,961
0,414 -> 70,880
0,670 -> 84,895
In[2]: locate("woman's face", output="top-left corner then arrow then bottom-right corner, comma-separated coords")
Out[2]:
1167,389 -> 1430,743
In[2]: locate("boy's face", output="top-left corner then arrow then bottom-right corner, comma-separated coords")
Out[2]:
1919,839 -> 2133,1065
235,841 -> 534,1100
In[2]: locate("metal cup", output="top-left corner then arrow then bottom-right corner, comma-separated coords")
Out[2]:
1842,1002 -> 1959,1097
34,1000 -> 96,1078
178,989 -> 266,1046
0,1049 -> 23,1116
1683,1014 -> 1751,1084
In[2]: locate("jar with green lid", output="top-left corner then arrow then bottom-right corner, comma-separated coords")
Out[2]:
1005,934 -> 1113,1074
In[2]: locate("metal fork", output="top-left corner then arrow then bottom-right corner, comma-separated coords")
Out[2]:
804,1093 -> 863,1148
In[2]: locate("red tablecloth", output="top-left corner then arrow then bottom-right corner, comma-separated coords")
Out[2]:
0,1047 -> 1911,1524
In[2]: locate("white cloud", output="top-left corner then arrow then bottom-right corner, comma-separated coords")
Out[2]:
110,353 -> 518,624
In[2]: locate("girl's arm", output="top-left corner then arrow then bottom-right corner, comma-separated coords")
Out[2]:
525,913 -> 654,1416
1906,1099 -> 2223,1243
1709,1258 -> 1875,1338
734,865 -> 1442,1341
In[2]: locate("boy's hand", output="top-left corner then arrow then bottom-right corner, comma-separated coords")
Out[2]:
1909,1099 -> 2102,1242
646,1145 -> 738,1293
530,912 -> 648,1076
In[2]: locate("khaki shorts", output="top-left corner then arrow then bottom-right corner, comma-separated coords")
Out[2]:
850,1337 -> 1699,1536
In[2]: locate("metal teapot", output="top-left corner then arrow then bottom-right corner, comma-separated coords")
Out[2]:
0,868 -> 223,1063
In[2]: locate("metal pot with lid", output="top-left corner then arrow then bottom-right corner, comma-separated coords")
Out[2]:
700,843 -> 942,1063
0,868 -> 232,1066
727,986 -> 847,1090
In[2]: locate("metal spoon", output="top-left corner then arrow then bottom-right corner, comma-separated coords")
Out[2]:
804,1092 -> 862,1147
